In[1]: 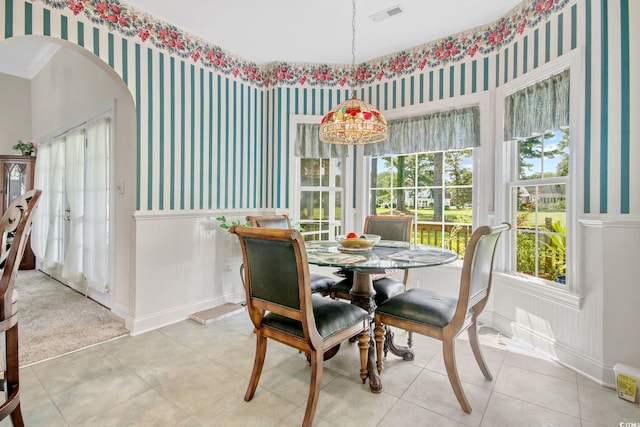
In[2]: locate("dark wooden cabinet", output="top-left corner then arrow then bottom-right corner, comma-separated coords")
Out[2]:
0,155 -> 36,269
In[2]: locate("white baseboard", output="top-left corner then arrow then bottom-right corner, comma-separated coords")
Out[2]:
129,291 -> 245,335
111,302 -> 134,332
481,311 -> 615,389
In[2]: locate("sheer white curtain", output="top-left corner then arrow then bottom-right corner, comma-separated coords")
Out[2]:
31,113 -> 111,295
61,128 -> 85,283
84,117 -> 110,292
31,144 -> 51,260
39,138 -> 66,268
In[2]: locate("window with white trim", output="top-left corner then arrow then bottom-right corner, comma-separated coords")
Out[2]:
364,106 -> 480,258
369,149 -> 474,258
503,68 -> 571,287
298,157 -> 343,240
292,122 -> 346,241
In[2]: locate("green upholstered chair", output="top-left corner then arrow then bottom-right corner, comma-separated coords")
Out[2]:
0,189 -> 42,427
374,223 -> 510,413
231,226 -> 369,427
246,214 -> 336,295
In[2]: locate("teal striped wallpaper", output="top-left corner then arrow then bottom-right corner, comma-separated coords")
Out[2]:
2,0 -> 264,212
267,0 -> 638,214
1,0 -> 637,215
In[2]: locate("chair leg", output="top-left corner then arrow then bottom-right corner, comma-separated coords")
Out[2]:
407,331 -> 414,348
467,322 -> 492,380
244,333 -> 267,401
6,324 -> 24,427
10,403 -> 24,427
357,330 -> 369,383
442,337 -> 472,414
302,350 -> 323,427
373,321 -> 385,374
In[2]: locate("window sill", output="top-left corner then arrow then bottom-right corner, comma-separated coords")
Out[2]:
494,271 -> 583,310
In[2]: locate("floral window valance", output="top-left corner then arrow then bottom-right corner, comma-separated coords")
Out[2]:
504,69 -> 570,141
363,106 -> 480,156
295,123 -> 349,158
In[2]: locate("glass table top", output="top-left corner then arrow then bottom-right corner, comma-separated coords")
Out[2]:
305,239 -> 458,271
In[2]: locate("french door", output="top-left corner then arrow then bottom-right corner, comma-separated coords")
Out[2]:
32,115 -> 112,307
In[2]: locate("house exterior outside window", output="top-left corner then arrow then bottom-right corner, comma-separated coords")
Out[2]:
370,149 -> 474,258
509,129 -> 569,283
497,53 -> 581,298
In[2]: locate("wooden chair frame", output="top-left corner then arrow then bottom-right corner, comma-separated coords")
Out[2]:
374,223 -> 510,413
363,215 -> 413,242
245,214 -> 335,296
232,226 -> 369,427
363,215 -> 413,286
246,214 -> 290,229
0,189 -> 42,426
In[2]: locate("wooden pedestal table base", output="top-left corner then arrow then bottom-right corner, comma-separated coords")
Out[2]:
350,271 -> 382,393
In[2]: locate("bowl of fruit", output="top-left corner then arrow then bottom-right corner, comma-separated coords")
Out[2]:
335,233 -> 381,251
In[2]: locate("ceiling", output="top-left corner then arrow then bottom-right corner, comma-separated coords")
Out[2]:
0,0 -> 523,78
0,38 -> 60,79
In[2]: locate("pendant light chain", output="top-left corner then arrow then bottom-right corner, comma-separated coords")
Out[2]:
318,0 -> 388,145
351,0 -> 357,99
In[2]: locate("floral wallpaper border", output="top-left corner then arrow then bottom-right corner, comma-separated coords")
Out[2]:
40,0 -> 569,88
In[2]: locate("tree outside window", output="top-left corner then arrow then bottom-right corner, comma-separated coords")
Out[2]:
511,129 -> 568,283
370,148 -> 473,257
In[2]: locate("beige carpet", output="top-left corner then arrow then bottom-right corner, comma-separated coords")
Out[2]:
14,270 -> 129,366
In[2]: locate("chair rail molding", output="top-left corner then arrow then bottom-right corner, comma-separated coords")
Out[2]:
578,216 -> 640,228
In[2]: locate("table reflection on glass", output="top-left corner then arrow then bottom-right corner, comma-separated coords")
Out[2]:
305,239 -> 457,393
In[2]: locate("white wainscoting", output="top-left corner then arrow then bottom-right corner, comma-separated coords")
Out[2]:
410,258 -> 612,386
128,212 -> 640,388
409,217 -> 640,388
130,210 -> 257,335
485,217 -> 640,387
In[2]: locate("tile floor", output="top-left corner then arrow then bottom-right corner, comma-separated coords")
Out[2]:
5,311 -> 640,426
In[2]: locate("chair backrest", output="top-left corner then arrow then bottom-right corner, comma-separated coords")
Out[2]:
452,223 -> 510,328
231,225 -> 321,343
0,189 -> 42,322
246,214 -> 291,229
364,215 -> 413,242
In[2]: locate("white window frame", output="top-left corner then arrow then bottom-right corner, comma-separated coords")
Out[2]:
367,149 -> 475,249
288,115 -> 355,238
495,49 -> 584,307
356,93 -> 492,237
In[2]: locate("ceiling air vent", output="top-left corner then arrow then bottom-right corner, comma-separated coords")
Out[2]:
370,4 -> 404,22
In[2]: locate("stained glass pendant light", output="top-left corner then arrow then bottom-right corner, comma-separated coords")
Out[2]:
319,0 -> 388,145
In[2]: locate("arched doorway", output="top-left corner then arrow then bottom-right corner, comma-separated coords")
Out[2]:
0,36 -> 136,318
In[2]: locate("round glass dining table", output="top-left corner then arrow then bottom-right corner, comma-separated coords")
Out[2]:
305,239 -> 458,392
305,239 -> 457,272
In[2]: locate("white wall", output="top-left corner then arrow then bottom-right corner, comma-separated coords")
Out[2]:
0,72 -> 31,154
598,220 -> 640,377
131,211 -> 247,334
